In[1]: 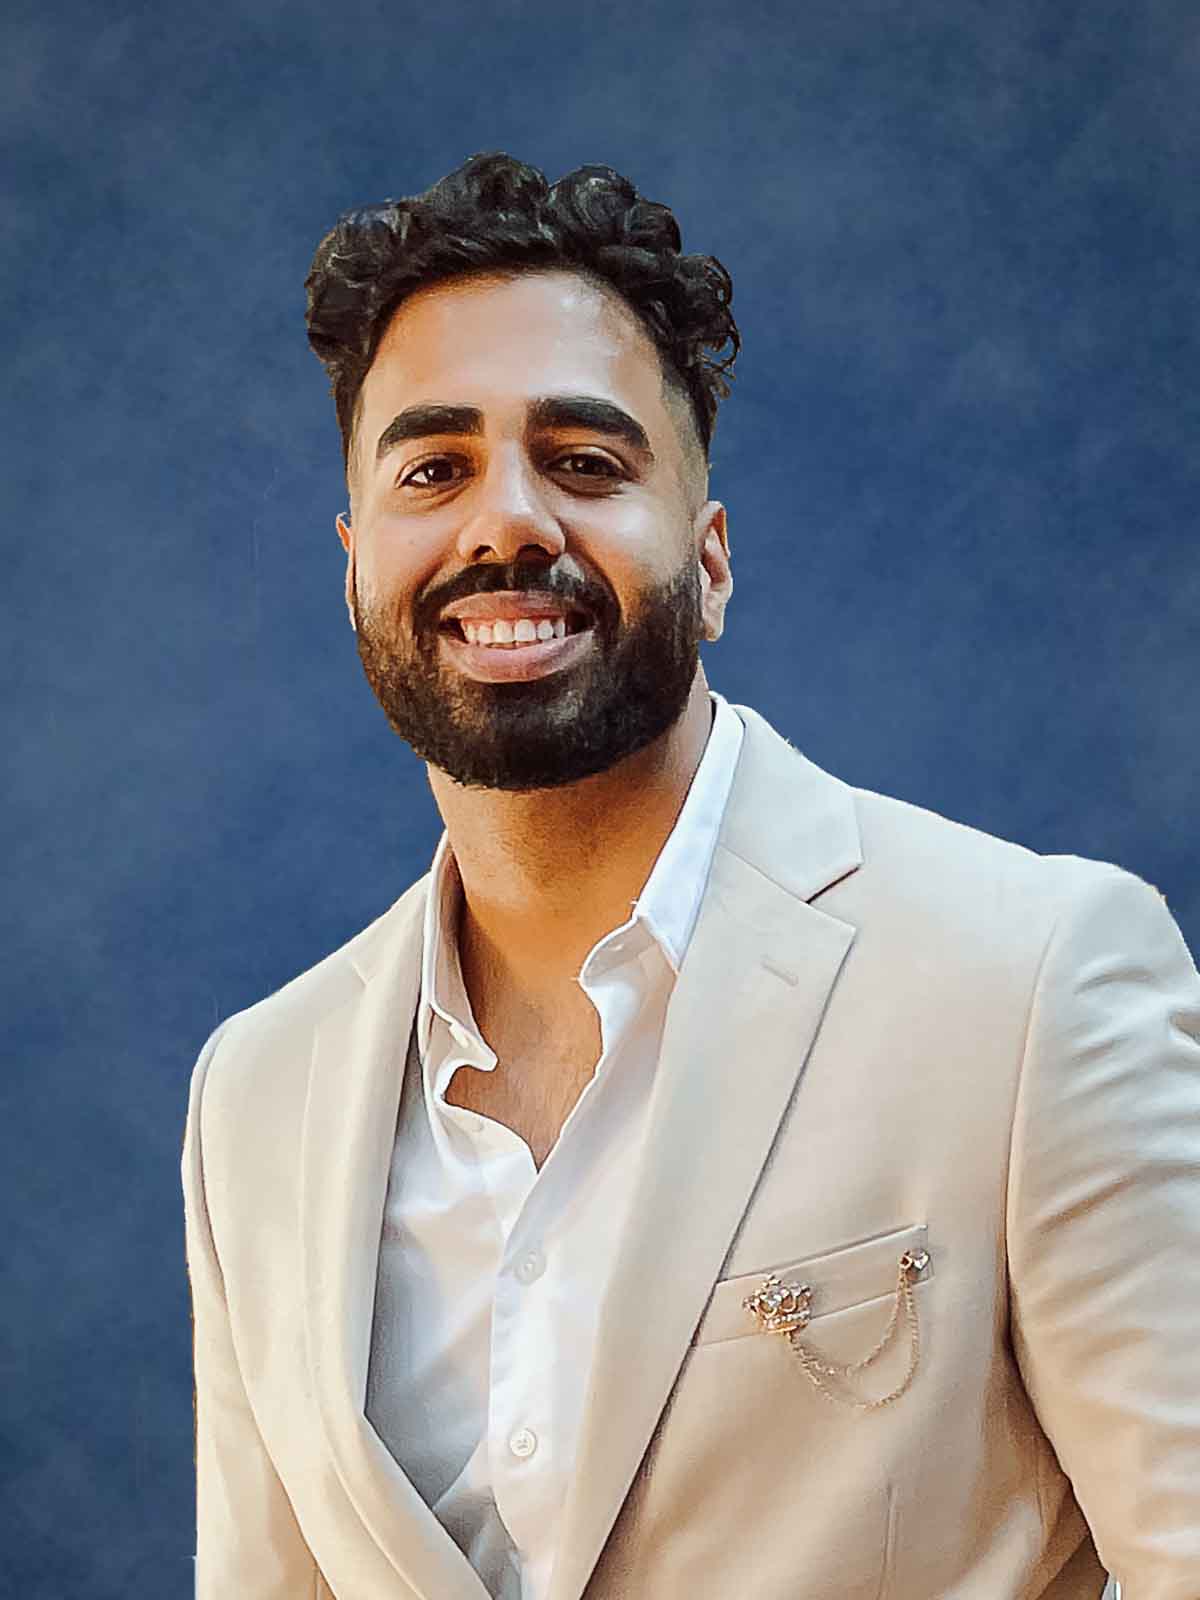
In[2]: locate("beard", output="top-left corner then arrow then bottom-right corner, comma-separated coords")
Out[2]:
352,556 -> 703,792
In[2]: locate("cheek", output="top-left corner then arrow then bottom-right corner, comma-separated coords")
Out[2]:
353,521 -> 434,613
580,501 -> 687,590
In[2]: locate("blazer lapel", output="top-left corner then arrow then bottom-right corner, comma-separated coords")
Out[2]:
548,702 -> 863,1600
301,881 -> 492,1600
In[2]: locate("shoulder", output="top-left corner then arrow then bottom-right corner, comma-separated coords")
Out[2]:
186,872 -> 430,1126
731,702 -> 1153,950
835,775 -> 1160,971
852,778 -> 1122,887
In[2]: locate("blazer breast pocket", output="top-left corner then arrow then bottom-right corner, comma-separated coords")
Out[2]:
692,1223 -> 932,1408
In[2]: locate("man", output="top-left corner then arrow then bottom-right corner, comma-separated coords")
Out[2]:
181,152 -> 1199,1599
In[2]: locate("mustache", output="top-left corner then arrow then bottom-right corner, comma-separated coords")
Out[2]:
416,562 -> 612,628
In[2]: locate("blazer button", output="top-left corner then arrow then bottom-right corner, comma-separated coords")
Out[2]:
509,1427 -> 538,1459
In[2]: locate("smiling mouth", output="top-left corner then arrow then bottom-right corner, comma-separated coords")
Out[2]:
437,610 -> 593,646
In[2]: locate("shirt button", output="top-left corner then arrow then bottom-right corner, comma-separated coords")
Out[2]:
514,1248 -> 545,1284
509,1427 -> 538,1459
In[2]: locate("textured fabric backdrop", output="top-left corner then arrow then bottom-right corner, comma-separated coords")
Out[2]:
3,0 -> 1197,1592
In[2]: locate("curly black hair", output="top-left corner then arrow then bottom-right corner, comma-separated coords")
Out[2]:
304,151 -> 740,482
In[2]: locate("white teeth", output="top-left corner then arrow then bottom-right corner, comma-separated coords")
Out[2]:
460,615 -> 574,647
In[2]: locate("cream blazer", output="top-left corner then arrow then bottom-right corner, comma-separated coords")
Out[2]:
182,702 -> 1200,1599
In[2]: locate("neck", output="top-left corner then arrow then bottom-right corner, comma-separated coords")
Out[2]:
426,670 -> 716,1013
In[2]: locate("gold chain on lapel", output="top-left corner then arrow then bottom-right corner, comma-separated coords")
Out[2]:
742,1249 -> 929,1411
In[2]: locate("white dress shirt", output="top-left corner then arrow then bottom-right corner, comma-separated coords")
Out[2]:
364,690 -> 745,1600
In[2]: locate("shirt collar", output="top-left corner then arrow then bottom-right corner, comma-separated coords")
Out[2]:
417,829 -> 475,1061
625,688 -> 744,972
417,689 -> 745,1056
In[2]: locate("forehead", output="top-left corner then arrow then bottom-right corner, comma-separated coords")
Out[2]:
359,269 -> 678,445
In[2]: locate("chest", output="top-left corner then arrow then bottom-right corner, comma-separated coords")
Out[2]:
443,1007 -> 604,1169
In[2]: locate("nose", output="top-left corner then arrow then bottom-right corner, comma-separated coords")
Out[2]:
454,446 -> 566,567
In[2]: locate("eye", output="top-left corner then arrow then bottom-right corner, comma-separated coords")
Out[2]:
398,452 -> 623,491
554,452 -> 621,479
399,456 -> 461,489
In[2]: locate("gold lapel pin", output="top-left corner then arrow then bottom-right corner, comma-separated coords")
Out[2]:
742,1272 -> 813,1333
743,1248 -> 930,1412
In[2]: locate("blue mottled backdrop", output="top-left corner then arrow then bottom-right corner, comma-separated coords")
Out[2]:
3,0 -> 1196,1592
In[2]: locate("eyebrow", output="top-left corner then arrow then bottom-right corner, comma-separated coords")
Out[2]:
373,394 -> 655,465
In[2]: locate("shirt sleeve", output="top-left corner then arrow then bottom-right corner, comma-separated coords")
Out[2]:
182,1021 -> 322,1598
1006,861 -> 1200,1598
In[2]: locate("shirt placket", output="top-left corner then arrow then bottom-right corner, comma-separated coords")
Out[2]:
486,936 -> 651,1591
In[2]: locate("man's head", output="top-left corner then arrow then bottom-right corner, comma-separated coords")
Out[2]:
304,152 -> 740,791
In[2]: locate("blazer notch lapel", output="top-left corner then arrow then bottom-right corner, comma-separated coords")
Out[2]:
549,847 -> 858,1600
301,886 -> 492,1600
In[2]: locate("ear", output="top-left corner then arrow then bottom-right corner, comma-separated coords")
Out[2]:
695,501 -> 732,642
336,513 -> 357,632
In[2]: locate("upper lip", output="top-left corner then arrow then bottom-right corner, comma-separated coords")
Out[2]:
439,590 -> 592,624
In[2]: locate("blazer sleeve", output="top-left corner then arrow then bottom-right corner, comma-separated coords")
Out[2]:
182,1021 -> 322,1598
1006,862 -> 1200,1599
